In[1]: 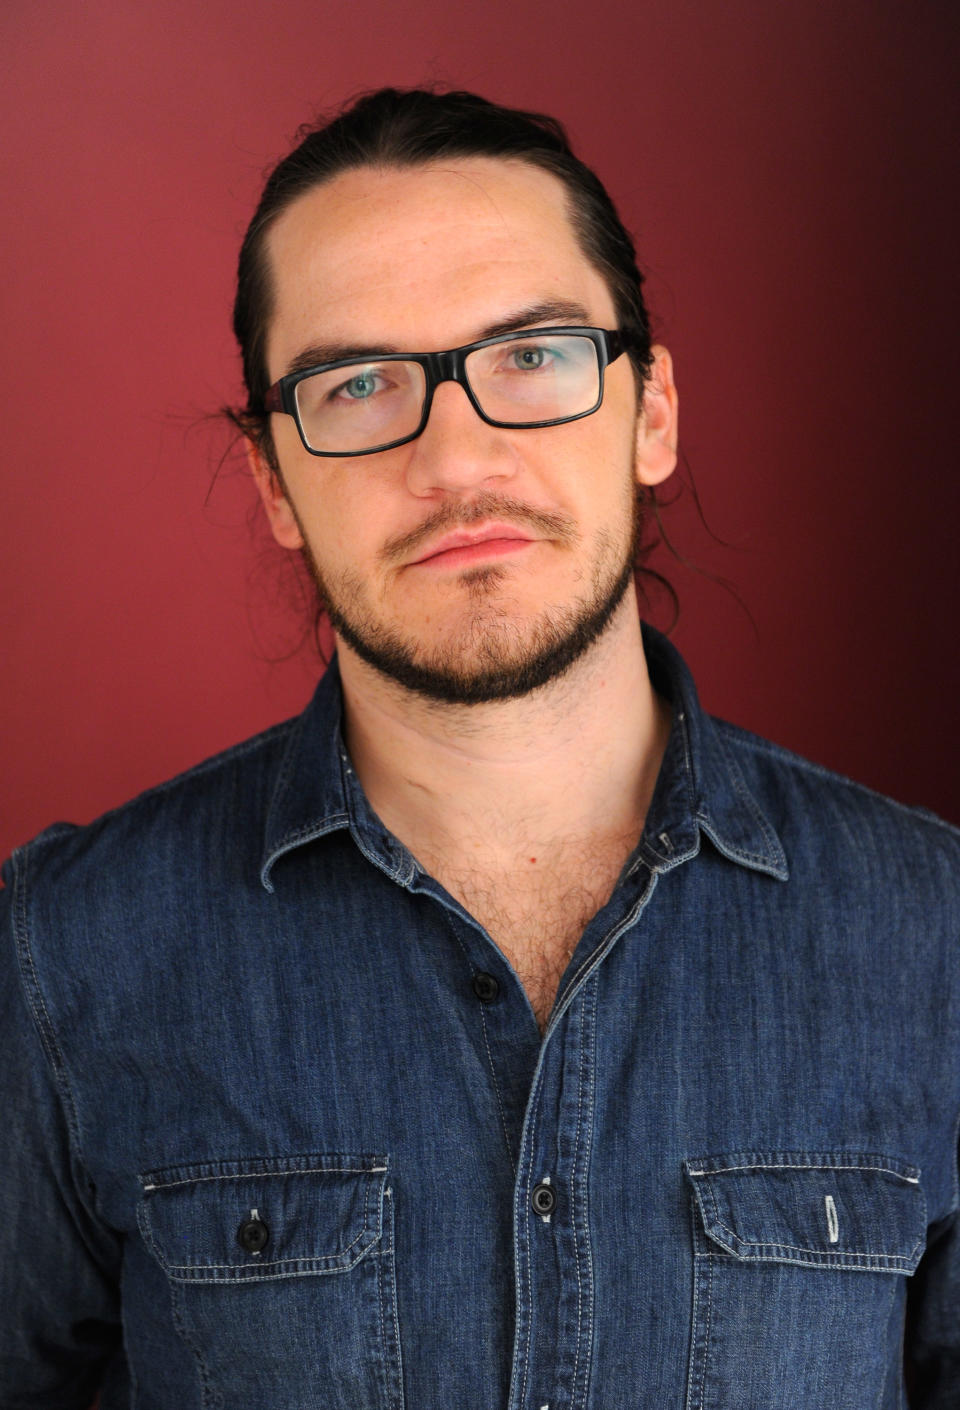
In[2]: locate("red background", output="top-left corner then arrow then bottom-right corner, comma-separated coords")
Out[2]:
3,0 -> 958,865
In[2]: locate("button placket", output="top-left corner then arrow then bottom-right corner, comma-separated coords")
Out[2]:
513,969 -> 600,1410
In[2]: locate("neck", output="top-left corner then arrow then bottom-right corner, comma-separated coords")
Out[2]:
336,595 -> 671,869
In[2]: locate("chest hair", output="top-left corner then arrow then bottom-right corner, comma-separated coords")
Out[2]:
426,839 -> 635,1034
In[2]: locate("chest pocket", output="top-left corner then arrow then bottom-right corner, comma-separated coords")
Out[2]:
683,1151 -> 926,1410
137,1153 -> 404,1410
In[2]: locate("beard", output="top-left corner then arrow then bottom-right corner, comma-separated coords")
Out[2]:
298,486 -> 643,706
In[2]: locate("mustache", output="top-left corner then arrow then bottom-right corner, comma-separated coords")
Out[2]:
381,492 -> 578,564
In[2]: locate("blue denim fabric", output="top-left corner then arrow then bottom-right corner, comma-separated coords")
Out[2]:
2,626 -> 959,1409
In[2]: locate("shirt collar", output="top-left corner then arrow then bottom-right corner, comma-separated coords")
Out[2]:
637,624 -> 788,881
260,656 -> 410,892
260,626 -> 788,891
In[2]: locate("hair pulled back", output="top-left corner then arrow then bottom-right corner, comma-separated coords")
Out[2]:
231,87 -> 655,467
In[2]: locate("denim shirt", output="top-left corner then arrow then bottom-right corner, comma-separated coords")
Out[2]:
3,626 -> 959,1410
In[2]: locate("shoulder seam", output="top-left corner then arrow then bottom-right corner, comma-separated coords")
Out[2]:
7,846 -> 89,1169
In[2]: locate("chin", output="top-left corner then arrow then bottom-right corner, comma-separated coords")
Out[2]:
329,556 -> 636,706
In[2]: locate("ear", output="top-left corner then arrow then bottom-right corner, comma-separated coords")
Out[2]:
246,440 -> 305,550
634,345 -> 679,487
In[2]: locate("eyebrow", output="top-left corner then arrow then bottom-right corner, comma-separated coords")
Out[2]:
282,298 -> 594,377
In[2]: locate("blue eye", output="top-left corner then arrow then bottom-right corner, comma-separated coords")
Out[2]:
342,372 -> 378,399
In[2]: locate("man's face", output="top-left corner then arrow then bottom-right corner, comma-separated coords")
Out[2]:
254,157 -> 676,703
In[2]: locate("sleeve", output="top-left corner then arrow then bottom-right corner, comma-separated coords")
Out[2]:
904,1135 -> 960,1405
0,855 -> 123,1407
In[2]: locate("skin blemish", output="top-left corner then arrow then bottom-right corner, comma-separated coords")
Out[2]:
529,856 -> 537,864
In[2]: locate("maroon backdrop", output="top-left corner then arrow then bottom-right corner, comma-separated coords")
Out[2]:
3,0 -> 958,865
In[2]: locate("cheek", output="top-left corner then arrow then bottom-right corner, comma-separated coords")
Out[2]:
290,479 -> 387,577
556,420 -> 640,514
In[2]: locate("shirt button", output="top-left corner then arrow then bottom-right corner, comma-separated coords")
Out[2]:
237,1216 -> 270,1254
472,972 -> 500,1003
531,1182 -> 556,1216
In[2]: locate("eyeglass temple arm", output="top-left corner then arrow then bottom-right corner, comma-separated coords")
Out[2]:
263,385 -> 283,415
607,329 -> 634,363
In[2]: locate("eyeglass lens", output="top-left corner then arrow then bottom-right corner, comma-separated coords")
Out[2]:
292,333 -> 602,454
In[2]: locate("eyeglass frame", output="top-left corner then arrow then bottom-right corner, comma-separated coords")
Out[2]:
262,325 -> 635,458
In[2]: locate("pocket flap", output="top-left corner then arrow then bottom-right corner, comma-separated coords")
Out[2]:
684,1151 -> 925,1273
138,1152 -> 388,1283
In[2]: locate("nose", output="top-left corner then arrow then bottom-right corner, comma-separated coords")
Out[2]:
402,379 -> 518,498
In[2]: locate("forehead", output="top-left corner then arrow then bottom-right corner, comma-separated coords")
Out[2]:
263,157 -> 617,373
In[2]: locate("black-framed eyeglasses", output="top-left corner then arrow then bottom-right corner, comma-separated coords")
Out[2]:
263,326 -> 634,457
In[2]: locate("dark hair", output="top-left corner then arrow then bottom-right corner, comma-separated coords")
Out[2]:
230,86 -> 655,468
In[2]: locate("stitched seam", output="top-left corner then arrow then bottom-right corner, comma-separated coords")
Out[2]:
518,1060 -> 546,1410
10,847 -> 100,1206
707,1235 -> 917,1266
683,1215 -> 699,1410
553,868 -> 658,1020
339,746 -> 415,886
374,1199 -> 390,1408
703,1178 -> 722,1258
686,1234 -> 714,1410
700,1252 -> 714,1410
267,815 -> 349,849
141,1164 -> 384,1190
699,1175 -> 921,1263
575,976 -> 598,1408
168,1263 -> 377,1284
688,1160 -> 919,1181
641,836 -> 700,871
161,1223 -> 374,1272
717,728 -> 784,861
261,814 -> 351,888
385,1189 -> 406,1410
15,901 -> 76,1116
347,825 -> 412,884
683,1228 -> 699,1410
696,816 -> 773,868
570,991 -> 586,1405
687,1202 -> 715,1410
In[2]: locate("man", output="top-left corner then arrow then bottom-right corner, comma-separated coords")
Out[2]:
2,88 -> 958,1408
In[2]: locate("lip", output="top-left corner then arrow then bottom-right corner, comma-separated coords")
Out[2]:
410,523 -> 536,568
